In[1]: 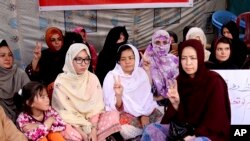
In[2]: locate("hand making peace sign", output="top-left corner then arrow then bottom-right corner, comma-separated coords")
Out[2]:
167,80 -> 180,110
33,42 -> 42,61
113,75 -> 123,97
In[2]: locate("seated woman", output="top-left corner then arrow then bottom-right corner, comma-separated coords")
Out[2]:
0,39 -> 30,121
206,36 -> 238,69
103,44 -> 162,140
52,43 -> 120,141
143,30 -> 179,105
25,27 -> 65,93
141,39 -> 231,141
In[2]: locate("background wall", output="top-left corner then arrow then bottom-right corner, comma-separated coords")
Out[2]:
0,0 -> 225,68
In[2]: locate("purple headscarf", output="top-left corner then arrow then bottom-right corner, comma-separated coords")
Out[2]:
144,30 -> 179,98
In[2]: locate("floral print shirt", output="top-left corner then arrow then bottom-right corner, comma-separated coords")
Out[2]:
16,107 -> 65,141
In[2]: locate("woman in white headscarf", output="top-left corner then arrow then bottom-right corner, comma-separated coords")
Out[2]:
52,43 -> 120,141
186,27 -> 211,61
103,44 -> 162,140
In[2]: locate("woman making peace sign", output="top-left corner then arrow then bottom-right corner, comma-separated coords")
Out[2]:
103,44 -> 162,140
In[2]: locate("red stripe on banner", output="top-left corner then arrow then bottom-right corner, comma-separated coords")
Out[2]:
39,0 -> 189,6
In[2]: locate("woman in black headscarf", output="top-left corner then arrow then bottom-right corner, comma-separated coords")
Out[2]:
95,26 -> 129,85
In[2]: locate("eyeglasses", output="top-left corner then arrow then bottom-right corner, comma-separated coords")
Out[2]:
73,57 -> 91,64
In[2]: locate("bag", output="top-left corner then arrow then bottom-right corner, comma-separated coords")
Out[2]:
167,121 -> 195,141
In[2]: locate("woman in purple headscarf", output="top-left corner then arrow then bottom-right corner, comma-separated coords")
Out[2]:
143,30 -> 179,104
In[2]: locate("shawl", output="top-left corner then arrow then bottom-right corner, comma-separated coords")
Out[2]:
52,43 -> 104,134
186,27 -> 211,61
144,30 -> 179,98
0,44 -> 30,121
221,21 -> 248,67
103,44 -> 158,117
96,26 -> 129,85
162,39 -> 231,141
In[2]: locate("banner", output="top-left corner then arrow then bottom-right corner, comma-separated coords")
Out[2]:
39,0 -> 193,11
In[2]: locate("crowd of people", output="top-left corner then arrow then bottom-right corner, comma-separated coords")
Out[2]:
0,19 -> 249,141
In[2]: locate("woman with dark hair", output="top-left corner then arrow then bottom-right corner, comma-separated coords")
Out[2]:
220,21 -> 248,68
141,39 -> 231,141
206,36 -> 238,69
0,39 -> 30,121
103,44 -> 162,140
96,26 -> 129,85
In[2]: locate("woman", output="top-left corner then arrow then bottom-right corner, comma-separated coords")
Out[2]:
220,21 -> 248,68
0,39 -> 30,121
52,43 -> 120,141
206,36 -> 238,69
25,27 -> 65,87
103,44 -> 162,140
143,30 -> 179,104
186,27 -> 211,61
73,27 -> 98,72
141,39 -> 231,141
96,26 -> 129,85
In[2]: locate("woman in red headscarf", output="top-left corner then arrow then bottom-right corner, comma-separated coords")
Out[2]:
25,27 -> 65,96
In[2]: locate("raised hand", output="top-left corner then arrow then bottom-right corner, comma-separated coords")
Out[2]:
113,75 -> 123,97
140,52 -> 151,72
33,42 -> 42,60
167,80 -> 180,110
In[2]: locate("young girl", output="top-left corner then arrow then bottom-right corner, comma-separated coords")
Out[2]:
16,81 -> 66,141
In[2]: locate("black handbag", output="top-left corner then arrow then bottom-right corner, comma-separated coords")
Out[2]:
167,121 -> 195,141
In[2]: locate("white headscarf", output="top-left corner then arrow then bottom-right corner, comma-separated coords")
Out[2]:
103,44 -> 158,117
186,27 -> 211,61
52,43 -> 104,134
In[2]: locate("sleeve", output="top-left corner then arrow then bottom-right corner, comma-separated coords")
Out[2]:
0,107 -> 27,141
25,63 -> 40,81
102,72 -> 118,111
194,76 -> 230,140
47,107 -> 66,132
17,113 -> 49,141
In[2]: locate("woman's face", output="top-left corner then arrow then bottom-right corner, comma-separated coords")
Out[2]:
119,49 -> 135,75
215,42 -> 231,62
181,47 -> 198,78
223,28 -> 233,39
50,34 -> 63,51
116,33 -> 125,44
0,46 -> 13,69
73,50 -> 90,75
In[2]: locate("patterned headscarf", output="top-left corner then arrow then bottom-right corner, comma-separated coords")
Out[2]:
144,30 -> 179,98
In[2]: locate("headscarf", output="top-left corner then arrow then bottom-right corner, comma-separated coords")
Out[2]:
162,39 -> 231,140
103,44 -> 158,117
52,43 -> 104,134
0,41 -> 30,121
45,27 -> 64,52
221,21 -> 248,67
186,27 -> 211,61
96,26 -> 129,85
144,30 -> 179,98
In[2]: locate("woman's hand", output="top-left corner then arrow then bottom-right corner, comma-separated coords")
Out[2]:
140,116 -> 150,128
88,127 -> 97,141
184,135 -> 196,141
113,75 -> 123,97
33,42 -> 42,61
167,80 -> 180,110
